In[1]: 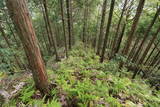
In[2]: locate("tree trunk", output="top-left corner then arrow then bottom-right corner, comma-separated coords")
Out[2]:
132,7 -> 160,62
96,0 -> 107,55
128,36 -> 140,59
100,0 -> 115,63
40,0 -> 52,52
82,0 -> 88,43
122,0 -> 145,55
66,0 -> 72,49
115,23 -> 126,54
70,0 -> 74,45
60,0 -> 68,58
111,0 -> 128,57
94,7 -> 101,51
144,41 -> 160,65
41,29 -> 50,55
115,0 -> 134,54
149,51 -> 160,67
138,25 -> 160,64
6,0 -> 50,95
43,0 -> 60,61
132,50 -> 160,79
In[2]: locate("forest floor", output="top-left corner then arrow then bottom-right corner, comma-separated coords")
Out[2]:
1,43 -> 160,107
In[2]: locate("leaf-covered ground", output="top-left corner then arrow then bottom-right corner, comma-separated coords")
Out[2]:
2,43 -> 160,107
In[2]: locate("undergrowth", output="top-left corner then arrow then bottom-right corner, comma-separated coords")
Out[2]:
3,43 -> 160,107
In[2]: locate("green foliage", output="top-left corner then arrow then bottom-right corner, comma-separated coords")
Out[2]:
3,44 -> 160,107
46,97 -> 61,107
19,84 -> 35,103
49,45 -> 160,106
0,48 -> 13,72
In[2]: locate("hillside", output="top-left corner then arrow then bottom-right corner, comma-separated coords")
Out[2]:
0,0 -> 160,107
1,44 -> 160,107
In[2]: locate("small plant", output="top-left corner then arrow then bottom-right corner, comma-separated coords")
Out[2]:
19,84 -> 35,103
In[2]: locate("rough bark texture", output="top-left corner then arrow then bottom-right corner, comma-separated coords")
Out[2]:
96,0 -> 107,55
100,0 -> 115,62
122,0 -> 145,55
6,0 -> 50,95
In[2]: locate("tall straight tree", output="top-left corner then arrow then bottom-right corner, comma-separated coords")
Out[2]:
144,41 -> 160,65
6,0 -> 50,95
82,0 -> 88,43
39,0 -> 51,53
128,36 -> 140,59
96,0 -> 107,55
100,0 -> 115,63
132,7 -> 160,62
138,25 -> 160,64
42,0 -> 60,61
132,26 -> 160,78
94,7 -> 101,51
122,0 -> 145,55
60,0 -> 68,57
115,0 -> 134,54
70,0 -> 74,45
111,0 -> 128,57
66,0 -> 72,49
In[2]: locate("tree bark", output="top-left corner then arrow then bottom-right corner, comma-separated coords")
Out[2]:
66,0 -> 72,49
144,41 -> 160,65
132,7 -> 160,62
149,51 -> 160,67
70,0 -> 74,45
122,0 -> 145,56
100,0 -> 115,62
42,0 -> 60,61
41,29 -> 50,55
96,0 -> 107,55
115,23 -> 126,54
6,0 -> 50,95
93,7 -> 101,51
138,25 -> 160,64
115,0 -> 134,54
128,36 -> 140,59
111,0 -> 128,57
82,0 -> 88,44
40,0 -> 52,52
60,0 -> 68,58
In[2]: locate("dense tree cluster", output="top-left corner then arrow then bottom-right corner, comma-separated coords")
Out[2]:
0,0 -> 160,98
